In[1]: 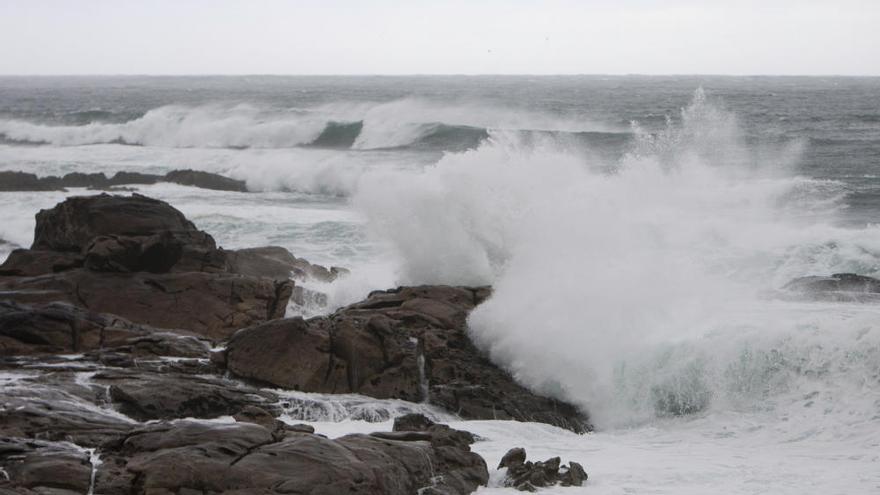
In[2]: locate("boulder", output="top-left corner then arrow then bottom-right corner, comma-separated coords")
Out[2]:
224,286 -> 591,432
0,194 -> 294,340
498,447 -> 587,490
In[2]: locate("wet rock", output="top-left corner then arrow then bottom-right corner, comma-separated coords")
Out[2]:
782,273 -> 880,301
498,447 -> 526,469
0,300 -> 212,357
224,286 -> 591,432
0,194 -> 293,339
81,419 -> 487,494
98,370 -> 279,421
0,379 -> 134,447
0,249 -> 84,276
0,438 -> 93,493
0,171 -> 62,191
0,169 -> 246,193
163,169 -> 248,192
499,448 -> 587,490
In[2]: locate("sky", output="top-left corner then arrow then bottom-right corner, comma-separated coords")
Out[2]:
1,0 -> 878,76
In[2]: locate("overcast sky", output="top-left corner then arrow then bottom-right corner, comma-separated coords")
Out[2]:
1,0 -> 878,76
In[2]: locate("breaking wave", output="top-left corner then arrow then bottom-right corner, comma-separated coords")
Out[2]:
353,88 -> 880,429
0,99 -> 628,153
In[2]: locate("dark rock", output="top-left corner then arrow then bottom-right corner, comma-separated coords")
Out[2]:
234,405 -> 283,429
0,171 -> 62,191
498,447 -> 526,469
163,169 -> 248,192
0,194 -> 294,340
100,370 -> 279,421
501,450 -> 587,490
80,419 -> 487,494
0,300 -> 213,356
107,171 -> 161,185
0,378 -> 134,447
59,172 -> 108,188
782,273 -> 880,301
0,169 -> 247,193
227,245 -> 346,283
0,249 -> 83,276
0,438 -> 93,493
561,461 -> 587,486
0,270 -> 291,341
224,286 -> 590,432
31,193 -> 196,253
393,412 -> 436,432
286,423 -> 316,434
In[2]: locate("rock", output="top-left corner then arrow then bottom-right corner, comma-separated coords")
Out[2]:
0,270 -> 291,341
75,419 -> 487,494
226,245 -> 345,282
782,273 -> 880,301
100,370 -> 279,421
31,193 -> 198,253
0,300 -> 214,356
0,249 -> 83,276
0,169 -> 246,193
163,169 -> 248,192
0,171 -> 62,191
0,438 -> 93,493
107,171 -> 161,185
0,376 -> 134,447
0,194 -> 294,340
224,286 -> 590,432
58,172 -> 108,188
498,447 -> 526,469
500,450 -> 587,490
234,405 -> 282,428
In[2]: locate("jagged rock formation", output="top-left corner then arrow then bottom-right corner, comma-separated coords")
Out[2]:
221,286 -> 591,433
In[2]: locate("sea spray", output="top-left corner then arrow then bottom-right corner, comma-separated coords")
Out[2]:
355,88 -> 880,429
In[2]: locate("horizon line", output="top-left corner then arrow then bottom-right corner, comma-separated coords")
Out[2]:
1,73 -> 879,78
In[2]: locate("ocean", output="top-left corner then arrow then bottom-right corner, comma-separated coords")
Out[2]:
1,75 -> 879,493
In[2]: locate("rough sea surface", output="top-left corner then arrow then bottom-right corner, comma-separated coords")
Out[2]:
1,76 -> 879,493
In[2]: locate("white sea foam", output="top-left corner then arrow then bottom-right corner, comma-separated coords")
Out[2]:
353,89 -> 880,434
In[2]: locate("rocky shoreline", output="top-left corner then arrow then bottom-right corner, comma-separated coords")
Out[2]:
0,193 -> 589,494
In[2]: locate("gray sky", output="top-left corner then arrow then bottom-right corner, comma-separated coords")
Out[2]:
1,0 -> 878,75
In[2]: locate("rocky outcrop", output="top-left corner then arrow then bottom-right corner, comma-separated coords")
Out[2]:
0,169 -> 247,192
0,194 -> 293,340
782,273 -> 880,301
223,286 -> 591,432
0,300 -> 212,356
0,413 -> 487,495
497,447 -> 587,491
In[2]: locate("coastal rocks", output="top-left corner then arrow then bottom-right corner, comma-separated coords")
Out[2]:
497,447 -> 587,491
0,169 -> 247,192
0,418 -> 488,494
0,438 -> 95,494
0,270 -> 291,341
0,300 -> 197,356
782,273 -> 880,301
223,286 -> 591,432
0,194 -> 293,340
83,418 -> 488,495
